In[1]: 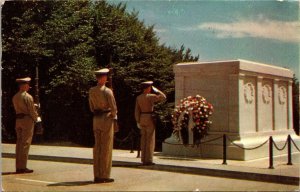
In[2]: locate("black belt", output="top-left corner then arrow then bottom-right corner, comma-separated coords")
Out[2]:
140,112 -> 153,114
16,113 -> 29,119
93,109 -> 111,116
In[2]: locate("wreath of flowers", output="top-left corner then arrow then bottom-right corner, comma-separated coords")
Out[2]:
171,95 -> 213,144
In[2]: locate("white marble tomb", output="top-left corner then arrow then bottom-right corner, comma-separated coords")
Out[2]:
162,59 -> 300,160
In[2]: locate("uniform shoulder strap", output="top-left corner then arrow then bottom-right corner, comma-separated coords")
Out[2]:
103,86 -> 109,102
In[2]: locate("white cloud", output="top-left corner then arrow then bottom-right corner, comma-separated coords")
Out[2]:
154,28 -> 168,33
198,19 -> 300,43
176,26 -> 199,31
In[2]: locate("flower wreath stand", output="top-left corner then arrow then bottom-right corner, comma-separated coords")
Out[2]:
165,95 -> 214,146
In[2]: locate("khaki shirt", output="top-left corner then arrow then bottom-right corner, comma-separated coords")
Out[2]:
89,85 -> 117,118
135,92 -> 166,123
12,91 -> 38,122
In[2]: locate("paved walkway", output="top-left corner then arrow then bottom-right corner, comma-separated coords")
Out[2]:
2,143 -> 300,185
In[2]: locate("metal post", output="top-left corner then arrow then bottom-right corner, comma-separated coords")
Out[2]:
130,131 -> 134,153
287,135 -> 292,165
34,65 -> 44,137
137,133 -> 141,158
137,148 -> 140,158
222,134 -> 227,165
269,136 -> 274,169
35,66 -> 40,104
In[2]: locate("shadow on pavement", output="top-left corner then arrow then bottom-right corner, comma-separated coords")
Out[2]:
47,181 -> 94,186
112,161 -> 142,167
158,157 -> 198,161
2,172 -> 23,175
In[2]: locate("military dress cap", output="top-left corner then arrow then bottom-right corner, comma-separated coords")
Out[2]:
141,81 -> 153,89
16,77 -> 31,84
141,81 -> 153,85
94,68 -> 109,75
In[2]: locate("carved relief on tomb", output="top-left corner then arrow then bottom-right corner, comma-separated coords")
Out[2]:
262,84 -> 272,104
244,82 -> 255,104
278,86 -> 287,105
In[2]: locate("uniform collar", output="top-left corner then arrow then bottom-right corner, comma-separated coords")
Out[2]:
97,84 -> 106,88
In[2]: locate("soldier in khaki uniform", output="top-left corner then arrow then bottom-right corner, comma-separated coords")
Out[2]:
12,77 -> 39,173
135,81 -> 166,165
89,68 -> 117,183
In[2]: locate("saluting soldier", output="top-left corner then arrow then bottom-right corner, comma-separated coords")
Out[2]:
12,77 -> 39,173
89,68 -> 117,183
135,81 -> 166,165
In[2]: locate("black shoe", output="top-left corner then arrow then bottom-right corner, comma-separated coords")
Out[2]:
16,168 -> 33,174
94,178 -> 114,183
102,178 -> 114,183
142,162 -> 155,166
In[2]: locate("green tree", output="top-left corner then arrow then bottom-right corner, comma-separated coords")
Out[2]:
2,0 -> 198,148
2,1 -> 55,142
91,1 -> 198,147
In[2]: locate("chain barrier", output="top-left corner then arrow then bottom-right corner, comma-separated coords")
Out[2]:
163,135 -> 223,147
114,126 -> 142,144
273,139 -> 288,151
129,128 -> 140,139
114,130 -> 134,144
119,127 -> 300,169
114,128 -> 142,155
120,131 -> 300,152
199,136 -> 223,144
163,142 -> 197,147
290,137 -> 300,152
226,136 -> 269,150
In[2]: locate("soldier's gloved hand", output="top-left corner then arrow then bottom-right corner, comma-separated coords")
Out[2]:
152,86 -> 159,93
37,117 -> 42,122
137,123 -> 141,129
113,118 -> 119,133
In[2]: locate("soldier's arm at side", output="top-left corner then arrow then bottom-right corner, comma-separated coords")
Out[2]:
12,96 -> 17,112
25,95 -> 38,122
88,89 -> 95,113
134,99 -> 141,123
106,89 -> 117,118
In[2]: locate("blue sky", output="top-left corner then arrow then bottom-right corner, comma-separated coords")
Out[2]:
108,0 -> 299,78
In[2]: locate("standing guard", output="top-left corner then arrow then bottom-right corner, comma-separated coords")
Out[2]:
135,81 -> 166,165
12,77 -> 40,173
89,68 -> 117,183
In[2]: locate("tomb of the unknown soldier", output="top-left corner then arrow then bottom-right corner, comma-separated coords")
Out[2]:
163,59 -> 300,160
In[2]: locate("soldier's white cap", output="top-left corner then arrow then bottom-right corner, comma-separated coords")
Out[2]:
141,81 -> 153,85
141,81 -> 153,89
94,68 -> 109,75
16,77 -> 31,84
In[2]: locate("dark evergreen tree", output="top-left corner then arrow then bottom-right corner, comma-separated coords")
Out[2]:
2,0 -> 198,148
2,1 -> 55,142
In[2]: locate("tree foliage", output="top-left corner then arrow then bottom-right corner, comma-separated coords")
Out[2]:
2,0 -> 198,147
2,0 -> 299,148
